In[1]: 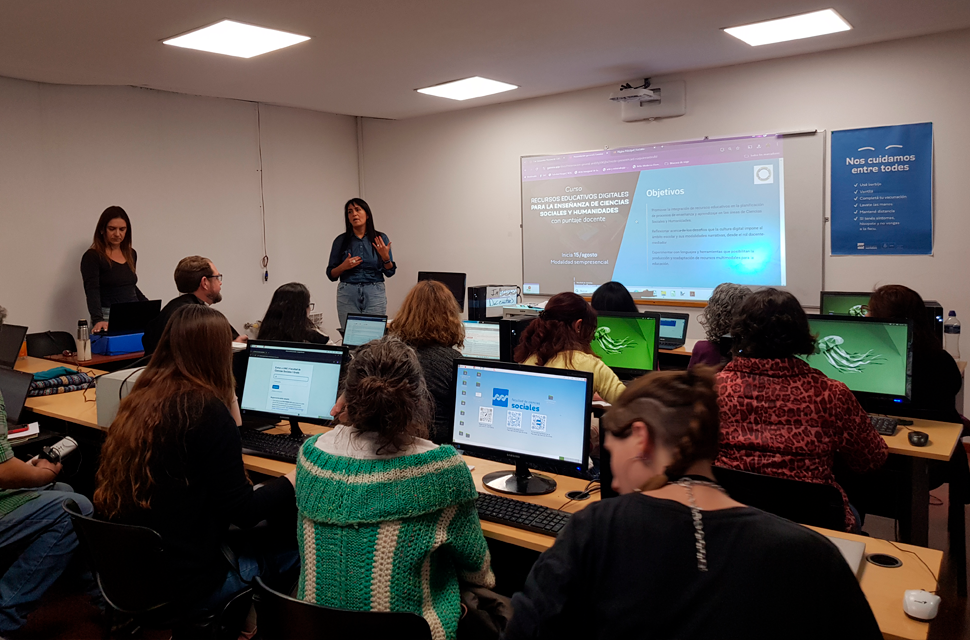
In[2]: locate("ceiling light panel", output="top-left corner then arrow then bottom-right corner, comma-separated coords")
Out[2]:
163,20 -> 310,58
724,9 -> 852,47
417,76 -> 518,101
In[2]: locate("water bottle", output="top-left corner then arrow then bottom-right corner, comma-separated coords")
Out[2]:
944,311 -> 961,360
76,319 -> 91,361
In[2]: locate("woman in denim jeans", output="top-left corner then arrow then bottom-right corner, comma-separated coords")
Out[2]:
326,199 -> 396,331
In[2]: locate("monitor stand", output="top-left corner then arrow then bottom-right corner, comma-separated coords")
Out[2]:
288,418 -> 307,440
482,459 -> 557,496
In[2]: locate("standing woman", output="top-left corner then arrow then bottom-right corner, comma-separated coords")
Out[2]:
80,206 -> 148,333
326,199 -> 396,331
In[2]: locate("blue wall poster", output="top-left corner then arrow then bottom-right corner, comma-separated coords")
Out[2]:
831,123 -> 933,255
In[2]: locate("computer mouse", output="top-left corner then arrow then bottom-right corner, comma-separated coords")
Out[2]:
902,589 -> 940,620
908,431 -> 929,447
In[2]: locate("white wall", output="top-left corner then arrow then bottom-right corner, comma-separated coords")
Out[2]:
361,28 -> 970,352
0,77 -> 358,337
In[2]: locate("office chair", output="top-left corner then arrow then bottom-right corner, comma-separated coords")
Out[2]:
25,331 -> 76,357
63,500 -> 250,639
253,575 -> 433,639
713,466 -> 847,531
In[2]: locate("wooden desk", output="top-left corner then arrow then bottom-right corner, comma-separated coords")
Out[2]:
658,337 -> 697,357
47,351 -> 144,370
14,356 -> 106,430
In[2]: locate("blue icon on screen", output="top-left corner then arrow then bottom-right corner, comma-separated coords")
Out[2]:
272,385 -> 280,390
492,389 -> 509,407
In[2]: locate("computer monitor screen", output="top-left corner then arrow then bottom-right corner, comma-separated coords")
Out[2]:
0,368 -> 33,424
801,315 -> 912,405
343,314 -> 388,347
658,312 -> 689,346
418,271 -> 467,312
240,341 -> 346,423
450,359 -> 592,494
461,321 -> 500,360
0,324 -> 28,369
590,312 -> 659,378
820,291 -> 872,317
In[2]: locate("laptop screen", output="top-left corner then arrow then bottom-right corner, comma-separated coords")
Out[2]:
0,324 -> 28,369
659,316 -> 688,341
461,321 -> 501,360
0,368 -> 33,424
590,313 -> 659,377
240,341 -> 345,421
343,314 -> 388,347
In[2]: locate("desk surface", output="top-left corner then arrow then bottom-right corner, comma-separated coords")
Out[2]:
14,356 -> 106,430
882,416 -> 962,461
47,351 -> 144,367
658,337 -> 697,356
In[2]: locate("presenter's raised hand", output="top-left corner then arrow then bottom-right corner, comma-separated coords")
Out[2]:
341,254 -> 362,271
372,236 -> 392,263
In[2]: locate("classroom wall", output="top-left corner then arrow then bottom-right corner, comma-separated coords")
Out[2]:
361,28 -> 970,355
0,77 -> 358,338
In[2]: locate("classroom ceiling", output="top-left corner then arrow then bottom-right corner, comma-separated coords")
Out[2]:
1,0 -> 969,120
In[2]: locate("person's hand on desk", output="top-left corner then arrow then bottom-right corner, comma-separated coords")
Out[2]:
92,321 -> 109,334
233,335 -> 248,344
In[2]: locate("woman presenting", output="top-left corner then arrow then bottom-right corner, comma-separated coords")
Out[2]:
80,206 -> 148,333
326,198 -> 396,331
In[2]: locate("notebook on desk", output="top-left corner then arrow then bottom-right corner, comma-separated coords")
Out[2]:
824,534 -> 866,579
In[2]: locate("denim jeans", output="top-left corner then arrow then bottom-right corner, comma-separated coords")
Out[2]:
0,483 -> 92,632
203,547 -> 300,612
336,282 -> 387,331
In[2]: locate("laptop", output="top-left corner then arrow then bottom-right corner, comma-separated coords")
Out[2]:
0,368 -> 34,426
101,300 -> 162,336
824,534 -> 866,579
0,324 -> 28,369
342,313 -> 388,347
590,312 -> 660,381
658,312 -> 690,350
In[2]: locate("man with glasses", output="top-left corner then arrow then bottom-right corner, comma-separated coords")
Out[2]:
142,256 -> 246,355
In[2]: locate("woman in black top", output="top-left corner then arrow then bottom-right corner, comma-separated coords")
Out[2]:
80,206 -> 148,333
590,281 -> 638,314
257,282 -> 329,344
504,368 -> 882,640
94,305 -> 297,616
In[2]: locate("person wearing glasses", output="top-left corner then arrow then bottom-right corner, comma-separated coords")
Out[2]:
142,256 -> 246,355
256,282 -> 329,344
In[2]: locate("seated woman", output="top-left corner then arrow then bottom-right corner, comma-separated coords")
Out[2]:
95,305 -> 297,614
715,288 -> 888,532
688,282 -> 751,368
388,280 -> 464,443
590,281 -> 638,314
257,282 -> 329,343
503,368 -> 882,639
296,337 -> 495,640
514,292 -> 625,404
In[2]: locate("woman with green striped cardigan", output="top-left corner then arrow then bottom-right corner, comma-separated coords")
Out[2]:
295,337 -> 495,640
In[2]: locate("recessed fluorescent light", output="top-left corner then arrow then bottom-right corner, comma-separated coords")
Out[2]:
724,9 -> 851,46
417,77 -> 518,101
163,20 -> 310,58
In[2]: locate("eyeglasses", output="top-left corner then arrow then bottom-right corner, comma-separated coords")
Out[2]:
206,274 -> 224,282
308,302 -> 316,311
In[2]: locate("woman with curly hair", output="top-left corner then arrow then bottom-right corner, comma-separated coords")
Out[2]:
688,283 -> 751,368
715,288 -> 887,532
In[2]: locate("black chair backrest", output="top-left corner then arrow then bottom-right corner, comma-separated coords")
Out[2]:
63,499 -> 176,614
26,331 -> 76,358
253,576 -> 432,639
713,466 -> 847,531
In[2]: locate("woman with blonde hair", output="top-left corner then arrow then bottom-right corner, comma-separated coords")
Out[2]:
389,280 -> 466,443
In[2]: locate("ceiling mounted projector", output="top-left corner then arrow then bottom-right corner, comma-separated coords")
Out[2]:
609,87 -> 658,103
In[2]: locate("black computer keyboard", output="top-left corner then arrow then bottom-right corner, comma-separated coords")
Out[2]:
869,415 -> 898,436
476,492 -> 572,536
240,430 -> 309,463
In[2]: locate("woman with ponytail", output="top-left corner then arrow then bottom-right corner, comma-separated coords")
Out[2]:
295,336 -> 497,640
503,368 -> 882,640
514,292 -> 626,404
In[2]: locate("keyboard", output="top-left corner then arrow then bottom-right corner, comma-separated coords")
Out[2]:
240,430 -> 309,463
869,415 -> 898,436
475,492 -> 571,536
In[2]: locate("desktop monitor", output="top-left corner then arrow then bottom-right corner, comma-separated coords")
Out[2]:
819,291 -> 871,317
658,312 -> 690,349
0,324 -> 28,369
239,340 -> 347,435
418,271 -> 467,312
450,359 -> 593,496
590,312 -> 660,380
343,314 -> 388,347
0,368 -> 33,425
802,315 -> 912,410
461,321 -> 501,360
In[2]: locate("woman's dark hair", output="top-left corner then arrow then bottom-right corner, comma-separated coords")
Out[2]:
602,367 -> 720,487
590,281 -> 639,314
731,288 -> 816,359
257,282 -> 319,343
513,292 -> 598,366
343,336 -> 431,454
868,284 -> 941,352
90,206 -> 135,272
340,198 -> 379,254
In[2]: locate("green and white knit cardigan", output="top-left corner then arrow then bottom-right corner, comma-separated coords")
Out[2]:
296,436 -> 495,640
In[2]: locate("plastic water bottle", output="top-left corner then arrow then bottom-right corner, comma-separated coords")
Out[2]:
944,311 -> 961,360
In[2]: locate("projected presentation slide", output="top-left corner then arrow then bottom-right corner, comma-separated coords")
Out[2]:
461,321 -> 501,360
521,135 -> 786,301
590,315 -> 657,372
241,344 -> 342,420
801,318 -> 910,398
452,364 -> 588,464
820,293 -> 871,316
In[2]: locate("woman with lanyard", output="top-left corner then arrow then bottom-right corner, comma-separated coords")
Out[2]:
326,198 -> 396,331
